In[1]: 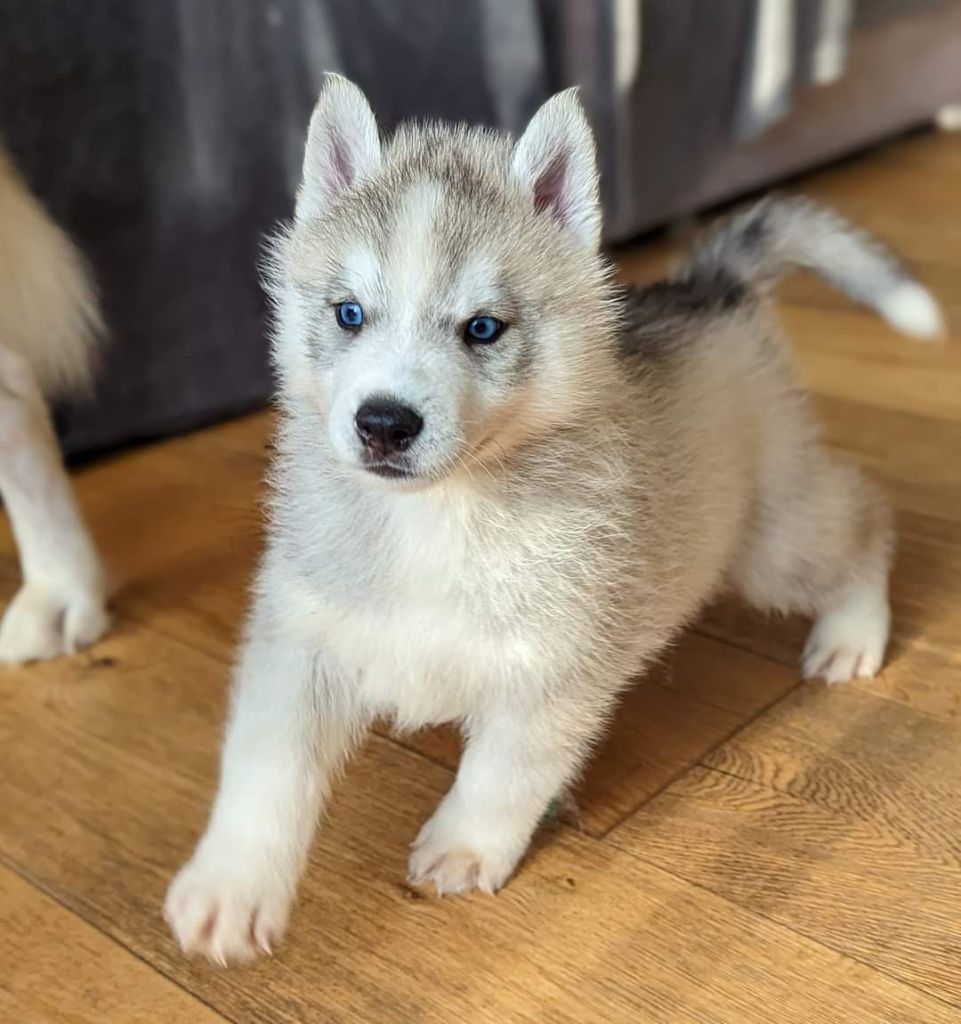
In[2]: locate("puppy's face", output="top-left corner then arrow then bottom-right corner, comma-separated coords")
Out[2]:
274,77 -> 613,488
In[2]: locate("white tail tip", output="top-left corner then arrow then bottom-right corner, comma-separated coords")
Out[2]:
878,282 -> 947,340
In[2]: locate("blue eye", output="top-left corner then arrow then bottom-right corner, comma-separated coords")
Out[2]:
464,316 -> 505,344
335,301 -> 364,330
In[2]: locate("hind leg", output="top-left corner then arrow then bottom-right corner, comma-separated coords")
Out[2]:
734,449 -> 894,684
0,349 -> 108,663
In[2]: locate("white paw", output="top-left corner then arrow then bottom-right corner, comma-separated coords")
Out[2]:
164,847 -> 294,965
802,583 -> 890,684
408,794 -> 524,896
0,582 -> 109,664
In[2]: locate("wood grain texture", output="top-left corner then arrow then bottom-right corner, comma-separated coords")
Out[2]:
611,683 -> 961,1008
1,629 -> 954,1023
1,129 -> 959,1021
784,304 -> 961,425
0,865 -> 226,1024
815,397 -> 961,524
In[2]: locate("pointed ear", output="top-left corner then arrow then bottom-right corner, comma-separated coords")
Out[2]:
295,74 -> 381,224
511,89 -> 601,249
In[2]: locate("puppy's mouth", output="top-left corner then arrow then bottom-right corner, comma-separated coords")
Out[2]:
362,459 -> 417,481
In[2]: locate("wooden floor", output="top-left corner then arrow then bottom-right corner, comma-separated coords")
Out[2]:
3,131 -> 961,1023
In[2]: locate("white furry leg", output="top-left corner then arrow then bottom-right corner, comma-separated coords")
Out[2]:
0,582 -> 108,663
165,600 -> 360,965
409,784 -> 527,895
802,577 -> 891,684
409,704 -> 597,895
0,350 -> 107,664
165,834 -> 299,966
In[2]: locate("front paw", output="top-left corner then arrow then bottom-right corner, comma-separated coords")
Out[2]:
408,796 -> 526,896
164,845 -> 295,965
0,582 -> 108,664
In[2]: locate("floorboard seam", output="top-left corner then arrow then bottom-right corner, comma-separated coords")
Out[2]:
595,675 -> 806,841
592,828 -> 961,1015
0,850 -> 242,1024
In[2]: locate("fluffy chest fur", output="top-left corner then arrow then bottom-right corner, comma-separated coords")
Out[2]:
269,421 -> 652,727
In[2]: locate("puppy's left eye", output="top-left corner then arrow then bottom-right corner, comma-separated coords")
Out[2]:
464,316 -> 506,344
335,301 -> 364,331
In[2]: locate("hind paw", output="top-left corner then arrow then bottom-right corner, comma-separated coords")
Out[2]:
802,638 -> 884,683
802,584 -> 889,684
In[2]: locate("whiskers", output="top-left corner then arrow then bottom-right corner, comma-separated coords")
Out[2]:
463,434 -> 509,479
446,433 -> 515,486
459,447 -> 497,484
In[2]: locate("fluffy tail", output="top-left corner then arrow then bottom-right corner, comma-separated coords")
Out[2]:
680,197 -> 945,339
0,148 -> 104,398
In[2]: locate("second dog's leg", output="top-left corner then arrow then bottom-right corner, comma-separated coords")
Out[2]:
165,605 -> 361,964
409,697 -> 606,895
0,350 -> 108,663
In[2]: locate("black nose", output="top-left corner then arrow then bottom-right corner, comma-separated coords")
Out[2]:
355,398 -> 424,455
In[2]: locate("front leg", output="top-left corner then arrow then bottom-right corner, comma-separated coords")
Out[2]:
409,697 -> 606,895
165,604 -> 361,964
0,351 -> 108,663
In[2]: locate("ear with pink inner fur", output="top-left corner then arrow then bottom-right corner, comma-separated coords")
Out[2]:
511,89 -> 602,250
295,73 -> 382,224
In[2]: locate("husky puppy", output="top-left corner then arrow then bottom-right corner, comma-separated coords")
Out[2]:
166,75 -> 944,964
0,147 -> 108,662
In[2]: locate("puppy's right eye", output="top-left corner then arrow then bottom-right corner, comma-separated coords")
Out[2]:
335,301 -> 364,331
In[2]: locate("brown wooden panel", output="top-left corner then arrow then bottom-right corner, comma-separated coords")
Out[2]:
1,629 -> 954,1023
0,865 -> 227,1024
814,398 -> 961,525
611,682 -> 961,1008
784,305 -> 960,425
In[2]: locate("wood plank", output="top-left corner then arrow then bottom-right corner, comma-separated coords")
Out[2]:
610,682 -> 961,1008
784,304 -> 961,426
699,596 -> 961,724
0,630 -> 955,1023
815,397 -> 961,524
0,865 -> 226,1024
80,417 -> 269,660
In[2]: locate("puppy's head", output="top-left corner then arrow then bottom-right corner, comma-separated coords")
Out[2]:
270,75 -> 617,487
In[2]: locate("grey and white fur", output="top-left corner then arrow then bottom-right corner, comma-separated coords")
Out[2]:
165,76 -> 945,964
